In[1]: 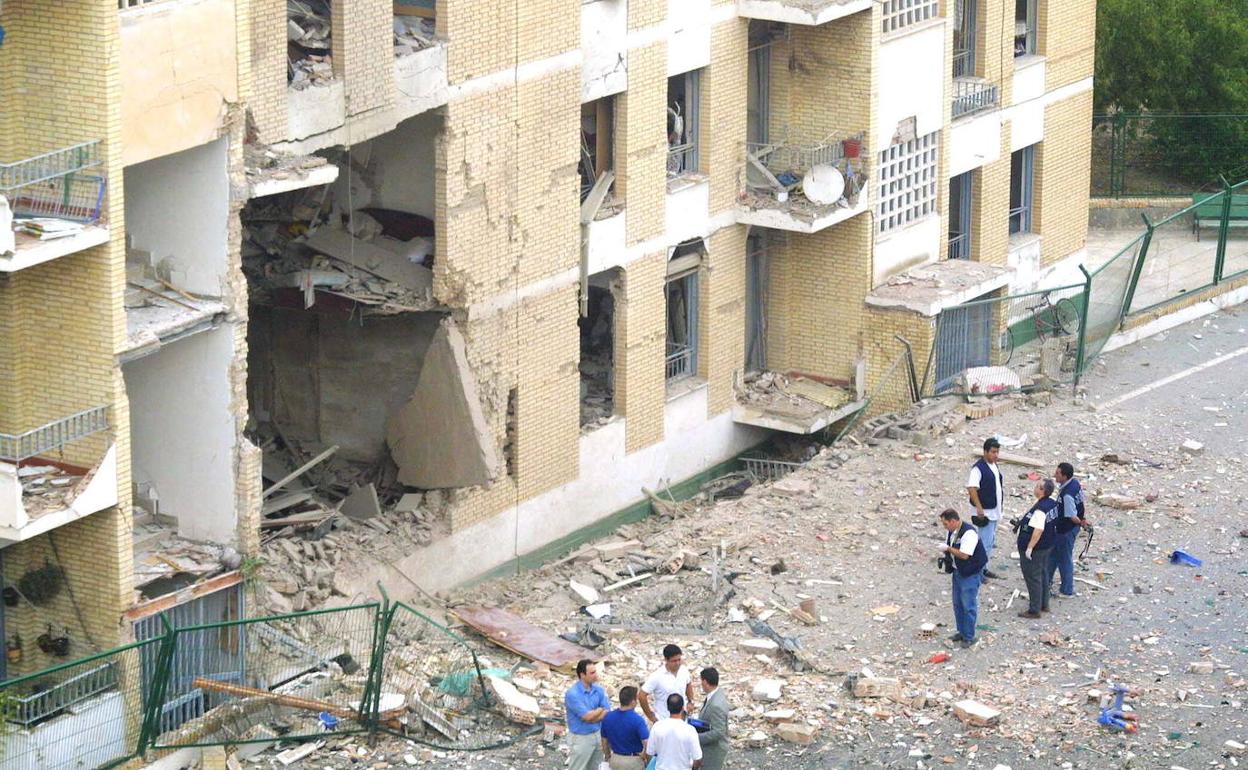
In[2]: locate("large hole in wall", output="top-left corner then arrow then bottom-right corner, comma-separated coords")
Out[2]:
580,268 -> 619,430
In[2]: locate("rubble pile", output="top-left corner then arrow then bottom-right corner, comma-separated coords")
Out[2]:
13,464 -> 84,516
245,146 -> 333,188
287,0 -> 332,89
393,15 -> 437,56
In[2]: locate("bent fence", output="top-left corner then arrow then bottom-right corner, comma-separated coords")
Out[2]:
0,595 -> 537,769
928,178 -> 1248,397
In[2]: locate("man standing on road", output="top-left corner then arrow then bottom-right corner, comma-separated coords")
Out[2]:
1016,479 -> 1059,618
1047,462 -> 1089,598
941,508 -> 987,648
640,645 -> 695,724
695,668 -> 729,770
565,659 -> 610,770
601,686 -> 650,770
967,437 -> 1006,579
646,694 -> 703,770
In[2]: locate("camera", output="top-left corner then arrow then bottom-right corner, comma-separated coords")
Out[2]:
936,554 -> 954,574
1009,516 -> 1023,533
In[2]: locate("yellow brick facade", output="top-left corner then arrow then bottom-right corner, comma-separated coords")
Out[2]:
1039,0 -> 1096,91
616,42 -> 669,246
1034,91 -> 1094,267
615,253 -> 668,453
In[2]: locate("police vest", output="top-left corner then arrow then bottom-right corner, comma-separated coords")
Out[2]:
1055,478 -> 1086,533
969,458 -> 1002,511
949,522 -> 988,577
1016,497 -> 1059,552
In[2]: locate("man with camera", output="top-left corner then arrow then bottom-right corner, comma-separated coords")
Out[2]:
1047,462 -> 1089,598
1013,479 -> 1059,618
966,438 -> 1006,579
939,508 -> 988,648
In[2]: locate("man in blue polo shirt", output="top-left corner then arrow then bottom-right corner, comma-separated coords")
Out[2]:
601,685 -> 649,769
565,659 -> 610,770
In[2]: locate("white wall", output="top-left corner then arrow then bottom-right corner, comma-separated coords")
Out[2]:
124,325 -> 238,545
877,22 -> 947,152
582,0 -> 628,102
349,112 -> 439,219
666,180 -> 711,243
667,0 -> 711,76
949,111 -> 1002,177
1012,57 -> 1046,105
123,137 -> 229,296
394,43 -> 450,120
873,215 -> 942,286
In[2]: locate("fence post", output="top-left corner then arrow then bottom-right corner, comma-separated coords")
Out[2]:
137,615 -> 178,757
1214,177 -> 1233,284
1074,265 -> 1093,385
360,586 -> 393,739
1120,214 -> 1154,321
1109,113 -> 1127,197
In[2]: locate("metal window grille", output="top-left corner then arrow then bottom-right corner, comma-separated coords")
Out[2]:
876,131 -> 939,233
951,79 -> 1000,119
741,455 -> 802,482
0,406 -> 110,463
948,172 -> 973,259
952,0 -> 977,77
667,70 -> 701,179
6,662 -> 119,728
881,0 -> 939,34
665,269 -> 699,382
1009,145 -> 1035,235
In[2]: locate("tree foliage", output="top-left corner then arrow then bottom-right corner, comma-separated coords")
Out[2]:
1095,0 -> 1248,114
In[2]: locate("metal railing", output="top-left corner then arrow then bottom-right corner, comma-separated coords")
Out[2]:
666,342 -> 694,381
881,0 -> 938,34
742,133 -> 867,205
1008,204 -> 1032,235
1091,113 -> 1248,198
667,143 -> 698,179
948,232 -> 970,260
7,662 -> 119,728
952,79 -> 999,119
1,141 -> 107,225
0,142 -> 101,191
740,455 -> 802,482
0,406 -> 110,463
952,48 -> 973,79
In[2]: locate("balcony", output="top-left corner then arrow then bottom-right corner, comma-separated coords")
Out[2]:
0,142 -> 109,272
733,371 -> 865,434
951,78 -> 1000,120
0,408 -> 118,544
736,0 -> 872,25
737,133 -> 870,233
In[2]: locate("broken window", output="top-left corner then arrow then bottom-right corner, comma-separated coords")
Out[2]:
665,239 -> 703,382
746,233 -> 769,372
288,0 -> 333,89
394,0 -> 437,57
1009,145 -> 1035,235
1014,0 -> 1037,57
580,269 -> 620,430
667,70 -> 702,180
580,97 -> 616,204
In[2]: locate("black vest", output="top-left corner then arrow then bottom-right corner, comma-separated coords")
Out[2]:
949,522 -> 988,577
1017,497 -> 1059,552
969,458 -> 1001,510
1055,478 -> 1085,533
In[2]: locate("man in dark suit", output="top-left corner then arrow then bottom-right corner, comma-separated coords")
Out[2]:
695,668 -> 729,770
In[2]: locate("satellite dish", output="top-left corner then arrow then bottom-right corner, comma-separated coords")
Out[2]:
802,164 -> 845,205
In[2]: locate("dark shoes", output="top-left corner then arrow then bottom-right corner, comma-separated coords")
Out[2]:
984,569 -> 1003,580
949,633 -> 965,642
960,638 -> 978,648
1018,611 -> 1042,619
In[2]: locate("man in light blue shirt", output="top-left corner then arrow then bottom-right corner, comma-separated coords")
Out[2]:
565,658 -> 610,770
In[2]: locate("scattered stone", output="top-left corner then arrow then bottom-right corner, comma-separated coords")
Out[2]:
752,679 -> 784,702
953,699 -> 1001,727
763,708 -> 796,724
776,723 -> 816,744
1187,661 -> 1214,674
1180,439 -> 1204,454
739,638 -> 780,656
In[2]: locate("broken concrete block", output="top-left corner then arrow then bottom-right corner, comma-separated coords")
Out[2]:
341,483 -> 381,520
394,493 -> 423,513
953,699 -> 1000,727
752,678 -> 784,702
569,580 -> 600,605
593,539 -> 641,560
744,730 -> 769,748
485,675 -> 540,725
763,708 -> 796,724
739,638 -> 780,656
1180,439 -> 1204,454
853,677 -> 903,700
387,319 -> 500,488
304,227 -> 433,294
1187,660 -> 1214,674
776,723 -> 816,744
1225,740 -> 1246,756
771,475 -> 815,497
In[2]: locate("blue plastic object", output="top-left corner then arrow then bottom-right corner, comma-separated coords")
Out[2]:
1169,549 -> 1202,567
318,711 -> 340,731
688,717 -> 709,733
1097,684 -> 1138,733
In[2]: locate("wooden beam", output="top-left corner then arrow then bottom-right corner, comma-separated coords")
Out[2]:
262,445 -> 339,499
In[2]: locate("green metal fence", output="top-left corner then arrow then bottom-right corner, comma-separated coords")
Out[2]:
928,177 -> 1248,396
0,594 -> 543,768
1092,113 -> 1248,198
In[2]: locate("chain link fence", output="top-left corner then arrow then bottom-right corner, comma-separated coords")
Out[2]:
1092,113 -> 1248,198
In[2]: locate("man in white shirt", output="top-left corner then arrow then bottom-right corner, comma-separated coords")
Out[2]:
966,437 -> 1005,579
646,693 -> 703,770
639,644 -> 694,723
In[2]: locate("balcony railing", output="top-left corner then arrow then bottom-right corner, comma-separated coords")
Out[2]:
0,407 -> 110,464
7,662 -> 118,728
952,48 -> 974,79
667,143 -> 699,180
665,342 -> 694,381
743,132 -> 867,206
948,231 -> 970,260
0,141 -> 107,224
951,79 -> 1000,119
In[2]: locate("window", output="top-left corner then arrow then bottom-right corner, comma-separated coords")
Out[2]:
667,71 -> 702,180
665,240 -> 703,382
579,269 -> 619,428
579,97 -> 615,203
876,132 -> 939,234
881,0 -> 939,35
1009,146 -> 1035,235
1015,0 -> 1037,57
745,233 -> 769,372
952,0 -> 977,78
948,172 -> 973,259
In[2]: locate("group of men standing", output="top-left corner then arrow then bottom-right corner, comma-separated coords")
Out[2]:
565,645 -> 730,770
941,437 -> 1090,647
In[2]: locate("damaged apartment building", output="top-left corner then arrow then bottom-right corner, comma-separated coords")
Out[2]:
0,0 -> 1093,752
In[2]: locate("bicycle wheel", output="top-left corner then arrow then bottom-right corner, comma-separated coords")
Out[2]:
998,326 -> 1015,365
1053,297 -> 1081,336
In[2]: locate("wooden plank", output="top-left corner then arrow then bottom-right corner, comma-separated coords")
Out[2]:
263,445 -> 339,498
261,491 -> 314,515
453,606 -> 603,673
125,572 -> 242,621
602,572 -> 652,592
260,510 -> 328,529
